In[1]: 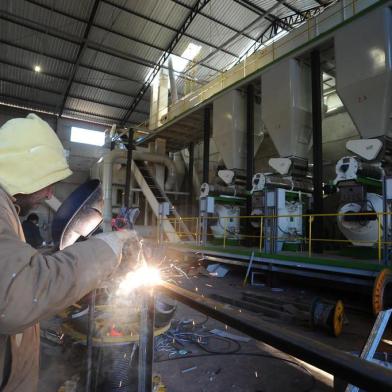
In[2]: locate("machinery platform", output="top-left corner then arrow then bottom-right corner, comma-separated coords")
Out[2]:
169,243 -> 391,288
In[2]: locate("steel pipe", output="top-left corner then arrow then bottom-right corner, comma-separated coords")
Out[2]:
158,282 -> 392,392
85,290 -> 96,392
200,183 -> 249,198
265,175 -> 314,193
138,289 -> 155,392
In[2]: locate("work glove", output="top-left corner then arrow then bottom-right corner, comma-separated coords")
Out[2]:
94,230 -> 137,264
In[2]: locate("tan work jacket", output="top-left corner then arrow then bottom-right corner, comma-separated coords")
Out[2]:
0,188 -> 118,391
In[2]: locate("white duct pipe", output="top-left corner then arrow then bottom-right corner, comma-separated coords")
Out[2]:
102,149 -> 177,231
168,56 -> 178,103
135,151 -> 177,191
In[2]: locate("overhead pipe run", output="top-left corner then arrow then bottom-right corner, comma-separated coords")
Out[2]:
124,128 -> 134,208
168,56 -> 178,104
102,149 -> 178,231
252,173 -> 314,194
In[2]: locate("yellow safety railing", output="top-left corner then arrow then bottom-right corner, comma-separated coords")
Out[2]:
158,211 -> 391,263
131,0 -> 371,134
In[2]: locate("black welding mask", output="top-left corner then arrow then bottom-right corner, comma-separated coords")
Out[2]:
52,179 -> 103,250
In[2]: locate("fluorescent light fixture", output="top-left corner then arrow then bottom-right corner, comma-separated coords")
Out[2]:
70,127 -> 105,146
34,65 -> 41,72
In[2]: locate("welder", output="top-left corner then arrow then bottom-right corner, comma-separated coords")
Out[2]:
0,114 -> 133,391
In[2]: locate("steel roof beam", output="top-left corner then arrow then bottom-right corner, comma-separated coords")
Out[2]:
169,0 -> 256,41
24,0 -> 222,75
234,0 -> 292,31
0,44 -> 149,99
0,93 -> 129,124
235,4 -> 330,65
0,39 -> 144,87
281,1 -> 305,16
120,0 -> 211,125
0,12 -> 206,85
101,0 -> 239,60
184,0 -> 287,75
1,76 -> 148,115
59,0 -> 101,116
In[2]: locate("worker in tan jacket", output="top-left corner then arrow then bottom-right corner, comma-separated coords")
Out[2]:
0,114 -> 131,391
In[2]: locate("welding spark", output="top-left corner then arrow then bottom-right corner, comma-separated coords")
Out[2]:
116,265 -> 162,296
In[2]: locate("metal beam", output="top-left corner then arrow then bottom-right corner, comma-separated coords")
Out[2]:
311,49 -> 323,254
184,0 -> 287,75
202,107 -> 211,184
234,5 -> 328,66
279,5 -> 329,26
24,0 -> 222,76
124,128 -> 134,208
101,0 -> 239,60
0,37 -> 144,87
188,142 -> 194,216
246,83 -> 254,241
169,0 -> 257,42
0,12 -> 204,86
234,0 -> 292,31
0,93 -> 130,124
120,0 -> 211,125
137,290 -> 155,392
59,0 -> 101,116
159,282 -> 392,392
0,74 -> 148,115
0,57 -> 148,106
281,1 -> 305,16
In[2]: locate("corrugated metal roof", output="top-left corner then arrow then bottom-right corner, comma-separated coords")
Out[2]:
1,43 -> 74,79
5,0 -> 87,37
1,0 -> 335,128
0,62 -> 66,92
207,0 -> 260,35
33,0 -> 96,21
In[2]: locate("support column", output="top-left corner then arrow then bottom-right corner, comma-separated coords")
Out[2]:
246,84 -> 255,242
124,128 -> 134,208
149,78 -> 159,130
138,289 -> 155,392
311,49 -> 323,253
188,142 -> 194,217
157,69 -> 169,127
202,107 -> 211,184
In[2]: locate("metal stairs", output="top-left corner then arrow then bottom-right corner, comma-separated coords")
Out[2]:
132,160 -> 194,242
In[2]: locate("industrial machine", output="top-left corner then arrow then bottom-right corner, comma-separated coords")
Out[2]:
251,158 -> 313,252
200,169 -> 248,242
331,5 -> 392,254
333,140 -> 388,247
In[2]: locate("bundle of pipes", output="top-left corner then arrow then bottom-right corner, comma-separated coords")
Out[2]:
252,173 -> 314,194
200,183 -> 249,198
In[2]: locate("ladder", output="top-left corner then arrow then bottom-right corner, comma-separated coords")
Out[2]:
133,160 -> 194,242
345,309 -> 392,392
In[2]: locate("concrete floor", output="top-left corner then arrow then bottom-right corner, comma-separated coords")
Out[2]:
38,267 -> 391,392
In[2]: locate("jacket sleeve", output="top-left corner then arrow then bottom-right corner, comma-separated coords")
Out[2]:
0,206 -> 120,335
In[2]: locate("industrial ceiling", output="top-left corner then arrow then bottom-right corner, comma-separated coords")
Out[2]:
0,0 -> 335,130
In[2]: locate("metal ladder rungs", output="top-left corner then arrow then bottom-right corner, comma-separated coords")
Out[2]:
345,309 -> 392,392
